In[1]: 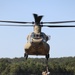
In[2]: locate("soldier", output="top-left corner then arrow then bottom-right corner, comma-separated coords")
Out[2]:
42,71 -> 50,75
42,71 -> 47,75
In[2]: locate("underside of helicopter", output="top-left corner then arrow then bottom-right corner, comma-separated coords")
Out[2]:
24,38 -> 50,60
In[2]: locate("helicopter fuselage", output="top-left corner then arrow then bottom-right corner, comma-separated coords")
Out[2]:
24,32 -> 50,55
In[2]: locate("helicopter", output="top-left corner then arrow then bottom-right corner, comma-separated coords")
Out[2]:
0,13 -> 75,60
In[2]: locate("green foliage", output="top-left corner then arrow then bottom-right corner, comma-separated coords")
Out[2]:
0,57 -> 75,75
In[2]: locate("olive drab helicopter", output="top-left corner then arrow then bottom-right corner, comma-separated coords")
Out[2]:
0,13 -> 75,60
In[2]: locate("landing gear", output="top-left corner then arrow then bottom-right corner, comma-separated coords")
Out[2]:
45,54 -> 49,60
24,53 -> 28,60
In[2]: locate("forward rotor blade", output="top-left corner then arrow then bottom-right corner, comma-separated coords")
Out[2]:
1,20 -> 75,24
44,25 -> 75,28
0,20 -> 33,24
43,20 -> 75,24
0,24 -> 33,27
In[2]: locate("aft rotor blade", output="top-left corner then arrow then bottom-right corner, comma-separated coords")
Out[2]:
44,25 -> 75,28
43,20 -> 75,24
0,24 -> 33,27
0,20 -> 33,24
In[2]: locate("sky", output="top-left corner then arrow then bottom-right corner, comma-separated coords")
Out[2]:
0,0 -> 75,58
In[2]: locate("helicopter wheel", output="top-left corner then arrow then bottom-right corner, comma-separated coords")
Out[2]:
24,53 -> 28,60
45,54 -> 49,60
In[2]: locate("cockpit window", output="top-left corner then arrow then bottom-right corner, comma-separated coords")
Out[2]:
31,32 -> 45,39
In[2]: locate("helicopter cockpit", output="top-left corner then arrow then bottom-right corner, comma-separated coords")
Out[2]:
31,32 -> 44,39
31,32 -> 47,42
27,32 -> 49,43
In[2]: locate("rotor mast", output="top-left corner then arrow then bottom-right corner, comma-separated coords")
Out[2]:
33,14 -> 43,25
33,14 -> 43,33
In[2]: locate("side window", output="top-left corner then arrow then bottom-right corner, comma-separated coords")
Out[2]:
27,33 -> 33,42
40,33 -> 46,42
31,32 -> 35,38
40,34 -> 44,38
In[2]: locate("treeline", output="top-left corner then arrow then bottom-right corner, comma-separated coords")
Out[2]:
0,57 -> 75,75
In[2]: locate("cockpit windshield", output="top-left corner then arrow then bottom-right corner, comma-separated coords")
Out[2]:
31,32 -> 44,39
27,32 -> 50,42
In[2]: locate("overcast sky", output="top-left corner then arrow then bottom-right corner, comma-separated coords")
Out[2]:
0,0 -> 75,58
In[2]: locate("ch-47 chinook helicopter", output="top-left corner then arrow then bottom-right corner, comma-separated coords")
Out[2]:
0,13 -> 75,60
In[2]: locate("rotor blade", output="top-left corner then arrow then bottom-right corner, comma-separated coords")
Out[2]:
43,25 -> 75,28
1,24 -> 75,28
43,20 -> 75,24
0,24 -> 33,27
0,20 -> 33,24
